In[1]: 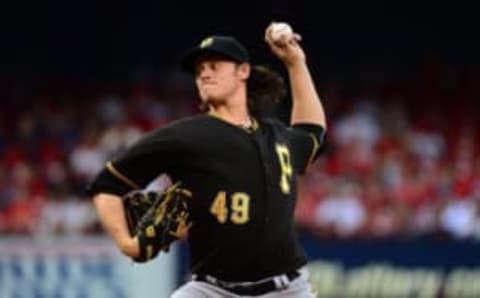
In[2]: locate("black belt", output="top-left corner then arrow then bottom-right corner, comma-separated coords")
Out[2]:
193,271 -> 301,296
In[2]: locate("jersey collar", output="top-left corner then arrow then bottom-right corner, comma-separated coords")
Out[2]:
207,111 -> 258,133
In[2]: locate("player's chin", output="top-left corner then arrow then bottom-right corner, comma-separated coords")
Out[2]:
201,95 -> 225,106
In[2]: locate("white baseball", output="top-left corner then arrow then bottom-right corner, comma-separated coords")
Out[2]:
270,22 -> 293,42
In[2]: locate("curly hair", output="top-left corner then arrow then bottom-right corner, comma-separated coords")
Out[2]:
247,65 -> 287,115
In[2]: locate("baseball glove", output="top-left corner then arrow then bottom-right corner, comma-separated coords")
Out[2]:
123,182 -> 192,263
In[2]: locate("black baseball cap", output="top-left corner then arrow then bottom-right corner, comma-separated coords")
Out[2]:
181,35 -> 250,73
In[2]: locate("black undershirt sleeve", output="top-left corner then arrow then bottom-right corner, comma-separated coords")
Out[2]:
288,123 -> 326,174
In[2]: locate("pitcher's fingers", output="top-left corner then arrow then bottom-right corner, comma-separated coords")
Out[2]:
265,25 -> 275,44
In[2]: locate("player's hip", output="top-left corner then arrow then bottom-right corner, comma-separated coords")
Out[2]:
172,266 -> 315,297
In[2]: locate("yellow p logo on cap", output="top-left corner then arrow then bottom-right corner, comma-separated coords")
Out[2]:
200,37 -> 214,48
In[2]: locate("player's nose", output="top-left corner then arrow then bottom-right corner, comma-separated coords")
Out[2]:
198,70 -> 214,83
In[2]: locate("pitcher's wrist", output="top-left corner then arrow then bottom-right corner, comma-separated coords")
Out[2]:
119,237 -> 140,258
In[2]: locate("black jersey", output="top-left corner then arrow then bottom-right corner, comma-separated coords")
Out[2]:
87,114 -> 325,282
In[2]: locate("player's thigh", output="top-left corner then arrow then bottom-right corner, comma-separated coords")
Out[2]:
171,281 -> 236,298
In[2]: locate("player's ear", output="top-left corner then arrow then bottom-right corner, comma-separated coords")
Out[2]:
237,62 -> 250,80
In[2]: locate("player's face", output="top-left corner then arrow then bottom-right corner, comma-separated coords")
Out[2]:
194,56 -> 249,105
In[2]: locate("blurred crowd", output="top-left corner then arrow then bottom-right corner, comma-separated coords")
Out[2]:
1,58 -> 479,242
296,60 -> 480,241
0,73 -> 196,236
